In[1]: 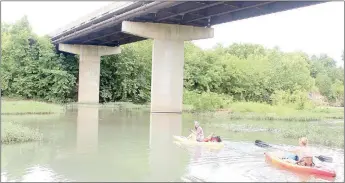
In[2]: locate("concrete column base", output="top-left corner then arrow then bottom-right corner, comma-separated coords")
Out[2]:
151,39 -> 184,113
59,44 -> 121,103
122,21 -> 214,113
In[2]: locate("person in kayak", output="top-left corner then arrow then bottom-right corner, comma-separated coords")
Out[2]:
188,122 -> 222,143
188,121 -> 205,142
284,137 -> 314,166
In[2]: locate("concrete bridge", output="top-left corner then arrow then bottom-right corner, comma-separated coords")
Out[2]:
50,1 -> 324,113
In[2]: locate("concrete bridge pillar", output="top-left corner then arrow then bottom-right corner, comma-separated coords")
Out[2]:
122,21 -> 214,113
59,44 -> 121,103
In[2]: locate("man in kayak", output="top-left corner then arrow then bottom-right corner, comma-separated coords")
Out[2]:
188,121 -> 222,142
188,121 -> 205,142
284,137 -> 314,166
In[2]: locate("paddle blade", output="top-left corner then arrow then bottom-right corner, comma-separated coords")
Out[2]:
315,155 -> 333,163
255,140 -> 272,148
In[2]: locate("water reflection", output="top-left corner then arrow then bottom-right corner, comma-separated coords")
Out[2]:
76,106 -> 99,154
149,113 -> 185,181
150,113 -> 182,146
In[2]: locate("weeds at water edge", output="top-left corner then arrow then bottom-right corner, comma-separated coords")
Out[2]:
1,122 -> 43,144
211,122 -> 344,148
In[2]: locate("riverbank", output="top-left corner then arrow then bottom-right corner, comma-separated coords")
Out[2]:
203,104 -> 344,121
204,119 -> 344,148
2,98 -> 65,115
78,101 -> 343,122
1,99 -> 64,144
3,98 -> 343,122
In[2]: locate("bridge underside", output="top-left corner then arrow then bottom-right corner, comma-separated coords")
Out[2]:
51,1 -> 323,47
53,1 -> 324,113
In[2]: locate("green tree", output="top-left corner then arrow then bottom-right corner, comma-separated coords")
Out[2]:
331,80 -> 344,106
315,73 -> 333,101
1,16 -> 76,102
99,40 -> 152,103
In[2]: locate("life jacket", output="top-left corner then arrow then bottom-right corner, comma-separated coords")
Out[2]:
203,137 -> 218,142
297,157 -> 314,167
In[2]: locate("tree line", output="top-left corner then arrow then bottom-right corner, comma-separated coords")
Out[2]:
1,16 -> 344,107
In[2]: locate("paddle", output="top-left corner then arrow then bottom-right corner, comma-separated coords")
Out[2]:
190,129 -> 197,135
189,130 -> 215,139
255,140 -> 333,163
187,129 -> 196,140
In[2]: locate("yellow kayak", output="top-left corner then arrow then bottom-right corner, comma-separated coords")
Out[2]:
173,135 -> 224,149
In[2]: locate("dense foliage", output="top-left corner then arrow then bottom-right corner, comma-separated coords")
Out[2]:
1,17 -> 344,107
1,16 -> 76,103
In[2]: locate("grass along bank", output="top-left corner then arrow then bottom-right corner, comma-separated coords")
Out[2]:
1,98 -> 62,144
2,99 -> 65,115
65,102 -> 150,111
185,102 -> 343,121
79,101 -> 343,122
1,122 -> 42,144
3,90 -> 342,121
182,91 -> 344,121
212,103 -> 343,121
90,100 -> 343,122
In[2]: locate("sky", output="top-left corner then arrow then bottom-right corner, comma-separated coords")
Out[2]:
1,1 -> 344,66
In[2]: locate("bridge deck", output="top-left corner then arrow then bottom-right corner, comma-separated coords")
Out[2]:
50,1 -> 323,47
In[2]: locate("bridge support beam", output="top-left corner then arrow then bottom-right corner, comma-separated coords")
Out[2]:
59,44 -> 121,104
122,21 -> 214,113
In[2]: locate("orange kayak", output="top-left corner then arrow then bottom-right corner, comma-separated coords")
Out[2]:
265,152 -> 336,178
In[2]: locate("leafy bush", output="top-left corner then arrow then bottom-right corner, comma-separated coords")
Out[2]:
229,101 -> 295,115
99,40 -> 152,103
183,90 -> 232,111
270,90 -> 314,110
1,16 -> 76,103
2,100 -> 64,114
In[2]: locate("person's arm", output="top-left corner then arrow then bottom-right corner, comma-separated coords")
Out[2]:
188,129 -> 196,139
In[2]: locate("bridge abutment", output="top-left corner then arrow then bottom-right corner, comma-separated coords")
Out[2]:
59,44 -> 121,104
122,21 -> 214,113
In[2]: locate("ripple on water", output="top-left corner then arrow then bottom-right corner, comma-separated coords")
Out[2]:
2,165 -> 72,182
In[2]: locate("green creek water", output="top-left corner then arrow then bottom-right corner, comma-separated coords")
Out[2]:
1,107 -> 344,182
